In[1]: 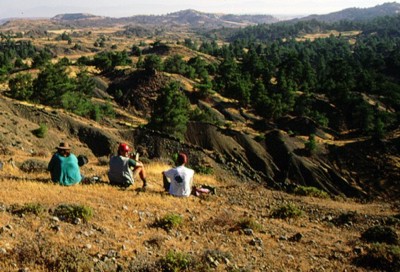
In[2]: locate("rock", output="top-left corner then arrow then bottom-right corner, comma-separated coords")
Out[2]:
288,232 -> 303,242
279,235 -> 288,241
107,250 -> 118,258
50,225 -> 61,232
243,228 -> 254,236
353,246 -> 363,255
51,216 -> 60,222
250,237 -> 263,246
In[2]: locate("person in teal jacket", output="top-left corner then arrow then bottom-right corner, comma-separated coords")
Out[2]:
48,142 -> 82,186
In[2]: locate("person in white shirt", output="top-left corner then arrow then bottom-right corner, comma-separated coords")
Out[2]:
162,153 -> 194,197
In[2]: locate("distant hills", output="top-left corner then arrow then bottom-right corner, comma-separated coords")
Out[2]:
292,2 -> 400,22
2,2 -> 400,30
50,9 -> 279,29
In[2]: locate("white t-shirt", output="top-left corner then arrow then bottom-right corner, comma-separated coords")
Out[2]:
163,165 -> 194,197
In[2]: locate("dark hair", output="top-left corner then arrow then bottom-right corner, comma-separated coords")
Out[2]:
177,153 -> 188,165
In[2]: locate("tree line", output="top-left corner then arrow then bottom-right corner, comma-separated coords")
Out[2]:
2,15 -> 400,139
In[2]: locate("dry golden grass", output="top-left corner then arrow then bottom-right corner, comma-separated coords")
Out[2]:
0,152 -> 397,271
297,30 -> 362,42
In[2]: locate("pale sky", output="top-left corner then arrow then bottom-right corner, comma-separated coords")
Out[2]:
0,0 -> 397,19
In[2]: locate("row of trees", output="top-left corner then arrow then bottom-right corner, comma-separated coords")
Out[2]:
3,15 -> 400,139
149,17 -> 400,138
191,23 -> 400,135
8,62 -> 114,122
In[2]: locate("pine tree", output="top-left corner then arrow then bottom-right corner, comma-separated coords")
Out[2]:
148,82 -> 190,140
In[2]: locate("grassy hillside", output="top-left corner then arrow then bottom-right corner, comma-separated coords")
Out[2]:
0,152 -> 398,271
1,11 -> 400,271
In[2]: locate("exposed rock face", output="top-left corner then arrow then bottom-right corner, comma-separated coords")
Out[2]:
2,96 -> 398,200
128,123 -> 372,199
107,70 -> 169,118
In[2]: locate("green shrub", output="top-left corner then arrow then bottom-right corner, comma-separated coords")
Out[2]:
271,202 -> 303,219
9,203 -> 45,217
20,159 -> 48,173
361,226 -> 399,245
384,215 -> 400,226
304,134 -> 317,155
47,246 -> 94,271
293,186 -> 329,198
53,204 -> 93,223
254,134 -> 266,142
193,165 -> 214,175
32,123 -> 48,138
152,213 -> 183,231
236,217 -> 263,232
8,72 -> 33,100
355,243 -> 400,271
13,237 -> 94,271
189,107 -> 223,126
159,250 -> 192,272
332,211 -> 358,226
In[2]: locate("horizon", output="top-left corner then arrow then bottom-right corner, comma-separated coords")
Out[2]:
0,0 -> 398,20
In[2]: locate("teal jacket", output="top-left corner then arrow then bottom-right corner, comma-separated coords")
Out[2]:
48,153 -> 82,186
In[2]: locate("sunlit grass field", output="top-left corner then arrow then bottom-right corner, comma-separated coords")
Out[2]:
0,153 -> 396,271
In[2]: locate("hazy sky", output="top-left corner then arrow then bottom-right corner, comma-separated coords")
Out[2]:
0,0 -> 397,19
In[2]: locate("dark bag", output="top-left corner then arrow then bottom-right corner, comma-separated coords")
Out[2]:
77,155 -> 88,167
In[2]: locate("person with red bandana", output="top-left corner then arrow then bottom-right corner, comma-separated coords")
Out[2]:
108,143 -> 147,190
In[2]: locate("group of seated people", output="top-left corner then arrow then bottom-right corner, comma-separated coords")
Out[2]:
48,142 -> 194,197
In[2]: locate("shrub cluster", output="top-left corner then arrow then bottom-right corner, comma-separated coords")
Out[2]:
356,243 -> 400,272
356,225 -> 399,271
6,203 -> 94,224
271,202 -> 303,219
20,159 -> 48,173
53,204 -> 94,223
8,203 -> 45,217
152,213 -> 183,231
361,226 -> 399,245
235,217 -> 263,232
293,186 -> 329,198
32,123 -> 48,138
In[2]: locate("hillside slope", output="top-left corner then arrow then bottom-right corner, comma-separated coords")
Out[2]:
1,166 -> 398,271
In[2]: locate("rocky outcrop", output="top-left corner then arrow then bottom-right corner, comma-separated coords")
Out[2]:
2,97 -> 398,200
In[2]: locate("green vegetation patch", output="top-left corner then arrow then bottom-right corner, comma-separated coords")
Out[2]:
152,213 -> 183,231
355,243 -> 400,272
235,217 -> 263,232
293,186 -> 329,198
158,250 -> 192,272
271,202 -> 303,219
8,203 -> 45,217
193,165 -> 214,175
361,225 -> 399,245
20,159 -> 48,173
32,123 -> 48,138
10,237 -> 94,271
53,204 -> 93,223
